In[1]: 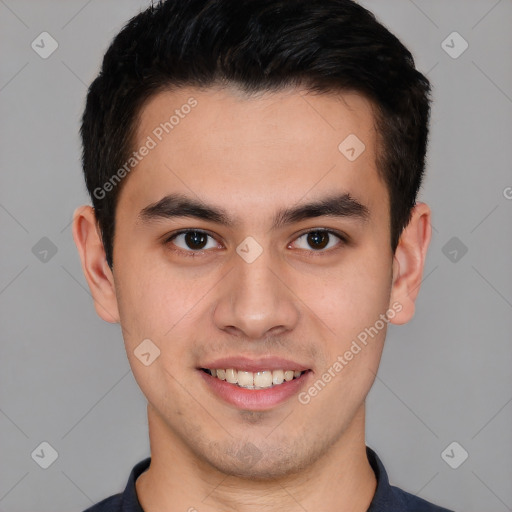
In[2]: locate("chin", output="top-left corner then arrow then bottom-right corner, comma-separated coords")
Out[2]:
203,440 -> 317,481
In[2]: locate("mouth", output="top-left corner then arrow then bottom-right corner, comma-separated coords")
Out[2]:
197,366 -> 313,410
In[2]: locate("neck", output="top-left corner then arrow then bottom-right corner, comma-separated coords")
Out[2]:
136,403 -> 377,512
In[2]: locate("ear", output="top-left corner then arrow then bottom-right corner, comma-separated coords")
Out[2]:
72,205 -> 120,323
388,202 -> 432,325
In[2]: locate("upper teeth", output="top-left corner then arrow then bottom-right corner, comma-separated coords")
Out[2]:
207,368 -> 303,389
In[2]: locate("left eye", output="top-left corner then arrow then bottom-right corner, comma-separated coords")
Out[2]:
291,230 -> 344,251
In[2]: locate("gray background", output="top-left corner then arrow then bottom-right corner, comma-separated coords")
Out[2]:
1,1 -> 511,511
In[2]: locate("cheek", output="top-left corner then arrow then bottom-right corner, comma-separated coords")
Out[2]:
114,247 -> 205,340
300,262 -> 391,412
114,257 -> 212,394
118,276 -> 196,412
300,253 -> 392,407
311,250 -> 393,339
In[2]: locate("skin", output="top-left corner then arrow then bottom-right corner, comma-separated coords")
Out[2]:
73,85 -> 431,512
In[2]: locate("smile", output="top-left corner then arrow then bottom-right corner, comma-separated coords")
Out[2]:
201,368 -> 306,389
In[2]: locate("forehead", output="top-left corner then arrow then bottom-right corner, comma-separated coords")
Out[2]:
119,85 -> 386,222
136,84 -> 377,154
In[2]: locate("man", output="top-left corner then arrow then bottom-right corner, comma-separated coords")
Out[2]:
72,0 -> 453,510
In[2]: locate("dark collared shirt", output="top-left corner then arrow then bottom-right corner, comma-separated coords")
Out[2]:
84,446 -> 454,512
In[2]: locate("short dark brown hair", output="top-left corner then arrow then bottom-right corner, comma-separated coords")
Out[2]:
80,0 -> 432,269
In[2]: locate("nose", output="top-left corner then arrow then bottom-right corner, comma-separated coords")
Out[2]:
213,249 -> 300,340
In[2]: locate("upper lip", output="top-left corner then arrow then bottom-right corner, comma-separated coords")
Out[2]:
199,356 -> 310,373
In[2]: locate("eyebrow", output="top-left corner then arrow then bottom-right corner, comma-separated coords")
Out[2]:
137,192 -> 370,230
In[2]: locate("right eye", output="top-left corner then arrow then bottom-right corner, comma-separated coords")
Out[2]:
164,229 -> 221,256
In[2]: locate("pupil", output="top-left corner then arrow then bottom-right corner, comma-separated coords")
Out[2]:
308,231 -> 329,250
186,231 -> 208,250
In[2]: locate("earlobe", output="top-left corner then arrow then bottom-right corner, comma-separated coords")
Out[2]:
72,205 -> 120,323
388,202 -> 432,325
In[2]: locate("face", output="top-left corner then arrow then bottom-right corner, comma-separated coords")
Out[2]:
75,85 -> 428,480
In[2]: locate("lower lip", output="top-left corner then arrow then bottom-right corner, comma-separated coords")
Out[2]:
198,369 -> 312,411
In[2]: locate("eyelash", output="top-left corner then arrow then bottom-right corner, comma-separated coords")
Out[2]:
163,228 -> 348,258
